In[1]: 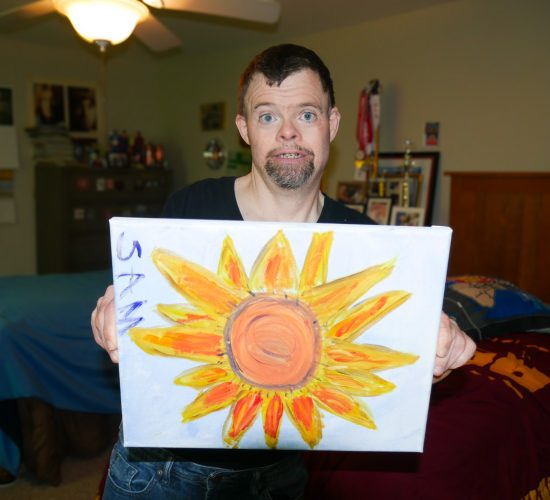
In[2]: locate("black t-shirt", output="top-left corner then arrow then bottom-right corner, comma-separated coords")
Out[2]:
157,176 -> 375,467
162,176 -> 376,225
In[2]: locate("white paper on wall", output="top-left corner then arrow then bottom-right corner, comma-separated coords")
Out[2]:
0,126 -> 19,169
110,217 -> 452,452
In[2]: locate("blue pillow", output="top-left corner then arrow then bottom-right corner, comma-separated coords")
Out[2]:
443,276 -> 550,341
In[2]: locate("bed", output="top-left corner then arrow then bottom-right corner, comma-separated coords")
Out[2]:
1,271 -> 549,498
0,270 -> 120,485
305,275 -> 550,499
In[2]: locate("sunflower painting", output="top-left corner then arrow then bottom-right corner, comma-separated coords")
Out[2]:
110,219 -> 452,452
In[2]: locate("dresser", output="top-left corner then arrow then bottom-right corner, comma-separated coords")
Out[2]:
445,171 -> 550,303
35,163 -> 172,274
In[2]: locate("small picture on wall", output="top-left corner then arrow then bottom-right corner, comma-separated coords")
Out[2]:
366,197 -> 392,225
33,83 -> 65,126
0,87 -> 14,125
390,206 -> 425,227
424,122 -> 439,146
68,86 -> 98,133
200,102 -> 225,131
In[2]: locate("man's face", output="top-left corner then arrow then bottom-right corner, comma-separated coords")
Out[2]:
236,69 -> 340,190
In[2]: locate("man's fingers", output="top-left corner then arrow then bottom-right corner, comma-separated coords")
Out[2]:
433,313 -> 476,377
91,284 -> 119,364
436,313 -> 453,358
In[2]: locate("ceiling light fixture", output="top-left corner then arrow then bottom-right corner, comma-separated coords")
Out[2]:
53,0 -> 149,51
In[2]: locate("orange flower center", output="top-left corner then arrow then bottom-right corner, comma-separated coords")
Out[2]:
225,296 -> 321,390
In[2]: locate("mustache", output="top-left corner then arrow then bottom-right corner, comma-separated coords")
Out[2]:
267,146 -> 314,158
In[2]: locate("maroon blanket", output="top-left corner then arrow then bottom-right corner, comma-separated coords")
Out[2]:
304,332 -> 550,500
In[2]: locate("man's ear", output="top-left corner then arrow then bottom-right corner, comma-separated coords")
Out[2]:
235,114 -> 250,145
328,107 -> 341,143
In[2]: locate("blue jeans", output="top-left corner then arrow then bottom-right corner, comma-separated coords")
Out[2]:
102,437 -> 308,499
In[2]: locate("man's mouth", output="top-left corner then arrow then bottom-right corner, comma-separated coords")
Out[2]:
277,152 -> 302,159
269,147 -> 313,160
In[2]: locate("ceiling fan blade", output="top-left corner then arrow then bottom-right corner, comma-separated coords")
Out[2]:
0,0 -> 54,19
146,0 -> 280,24
134,14 -> 181,51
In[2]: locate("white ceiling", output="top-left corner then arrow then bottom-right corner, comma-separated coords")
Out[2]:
0,0 -> 459,55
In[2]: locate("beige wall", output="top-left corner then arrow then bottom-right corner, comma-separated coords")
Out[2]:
1,0 -> 549,276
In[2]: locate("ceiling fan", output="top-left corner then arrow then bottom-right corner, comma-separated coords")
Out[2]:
0,0 -> 281,52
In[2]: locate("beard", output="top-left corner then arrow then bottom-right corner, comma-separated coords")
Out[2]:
264,148 -> 315,190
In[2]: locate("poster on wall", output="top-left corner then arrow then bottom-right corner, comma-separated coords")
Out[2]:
0,86 -> 20,170
110,218 -> 451,452
29,80 -> 101,139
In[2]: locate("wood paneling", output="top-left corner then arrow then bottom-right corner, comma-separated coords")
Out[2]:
446,172 -> 550,303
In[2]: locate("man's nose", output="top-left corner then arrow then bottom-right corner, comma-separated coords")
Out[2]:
278,118 -> 300,141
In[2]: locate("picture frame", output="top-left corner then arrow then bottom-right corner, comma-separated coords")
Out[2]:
200,102 -> 225,131
366,197 -> 392,225
336,181 -> 367,205
371,152 -> 439,225
390,206 -> 425,227
67,85 -> 98,134
29,79 -> 101,139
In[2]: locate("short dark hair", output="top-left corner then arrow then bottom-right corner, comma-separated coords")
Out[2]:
237,44 -> 335,115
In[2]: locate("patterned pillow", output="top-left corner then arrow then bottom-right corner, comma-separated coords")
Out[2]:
443,275 -> 550,341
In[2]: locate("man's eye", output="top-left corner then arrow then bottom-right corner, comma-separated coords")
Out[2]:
302,111 -> 316,122
259,114 -> 275,124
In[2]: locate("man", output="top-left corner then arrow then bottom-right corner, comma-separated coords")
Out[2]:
92,44 -> 475,499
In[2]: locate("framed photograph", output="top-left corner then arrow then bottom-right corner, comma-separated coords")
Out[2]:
32,82 -> 65,126
390,206 -> 425,227
68,85 -> 98,134
366,197 -> 392,225
372,152 -> 439,225
200,102 -> 225,131
336,181 -> 367,205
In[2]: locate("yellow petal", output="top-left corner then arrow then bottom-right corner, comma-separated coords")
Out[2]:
326,291 -> 411,341
323,367 -> 396,396
174,364 -> 232,388
298,232 -> 333,292
310,382 -> 376,429
284,392 -> 323,448
223,391 -> 263,447
157,304 -> 225,330
326,341 -> 419,372
249,231 -> 298,294
218,235 -> 249,290
262,393 -> 284,449
129,327 -> 224,362
182,381 -> 240,422
301,259 -> 396,325
152,249 -> 246,316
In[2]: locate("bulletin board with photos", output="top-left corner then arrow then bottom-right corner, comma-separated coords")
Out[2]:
29,80 -> 103,160
338,152 -> 439,226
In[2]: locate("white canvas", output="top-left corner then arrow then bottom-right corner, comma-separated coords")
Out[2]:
109,217 -> 452,452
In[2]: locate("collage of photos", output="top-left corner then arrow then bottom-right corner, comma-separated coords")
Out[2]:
337,152 -> 439,226
31,81 -> 98,136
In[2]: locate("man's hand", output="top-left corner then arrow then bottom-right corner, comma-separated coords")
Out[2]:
433,312 -> 476,381
91,285 -> 119,363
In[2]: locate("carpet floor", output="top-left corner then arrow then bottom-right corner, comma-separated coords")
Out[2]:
0,449 -> 110,500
